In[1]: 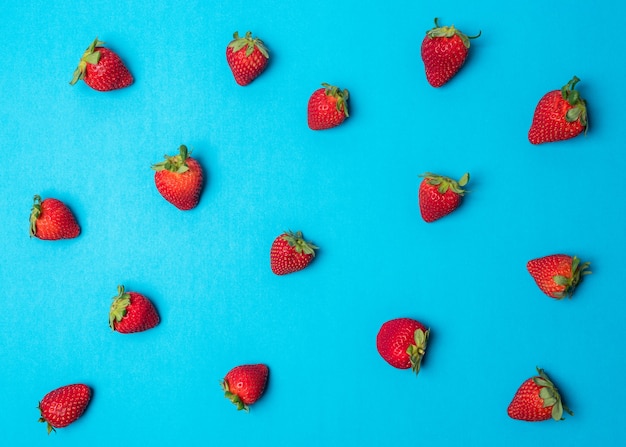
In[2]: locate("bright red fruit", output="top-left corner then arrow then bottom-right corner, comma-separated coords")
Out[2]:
270,231 -> 318,275
152,144 -> 204,210
307,83 -> 349,130
528,76 -> 588,144
70,37 -> 133,91
29,195 -> 80,240
421,18 -> 481,87
508,367 -> 573,422
109,285 -> 160,333
226,31 -> 269,86
38,384 -> 91,434
527,254 -> 591,299
221,364 -> 269,411
418,172 -> 469,222
376,318 -> 429,376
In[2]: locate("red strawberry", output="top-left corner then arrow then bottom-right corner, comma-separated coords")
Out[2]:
270,230 -> 318,275
421,18 -> 481,87
221,364 -> 269,411
109,285 -> 160,333
376,318 -> 429,376
307,83 -> 349,130
226,31 -> 269,86
70,37 -> 133,91
418,172 -> 469,222
507,367 -> 573,421
38,383 -> 91,434
152,144 -> 204,210
528,76 -> 588,144
527,254 -> 591,299
29,195 -> 80,240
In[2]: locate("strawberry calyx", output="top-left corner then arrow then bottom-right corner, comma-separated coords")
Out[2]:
281,230 -> 318,256
419,172 -> 470,195
228,31 -> 269,59
406,328 -> 430,376
552,255 -> 591,299
561,76 -> 588,132
426,18 -> 481,49
109,285 -> 131,329
221,379 -> 249,412
37,407 -> 56,435
29,194 -> 44,237
151,145 -> 192,174
533,367 -> 573,421
70,37 -> 104,85
321,83 -> 350,118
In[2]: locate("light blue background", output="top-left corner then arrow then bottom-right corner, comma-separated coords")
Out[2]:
1,0 -> 624,445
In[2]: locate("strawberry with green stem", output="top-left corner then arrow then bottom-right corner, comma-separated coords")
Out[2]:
152,145 -> 204,211
221,364 -> 269,411
418,172 -> 469,222
527,254 -> 591,299
109,285 -> 160,333
29,195 -> 80,240
226,31 -> 269,86
307,83 -> 349,130
70,37 -> 133,91
270,231 -> 318,275
376,318 -> 430,376
38,384 -> 91,434
508,367 -> 573,421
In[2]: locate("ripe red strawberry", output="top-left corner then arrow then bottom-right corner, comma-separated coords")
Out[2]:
109,285 -> 160,333
421,18 -> 481,87
226,31 -> 269,86
507,367 -> 573,421
307,83 -> 349,130
29,195 -> 80,240
38,383 -> 91,434
221,364 -> 269,411
528,76 -> 588,144
70,37 -> 133,91
527,254 -> 591,299
270,230 -> 318,275
418,172 -> 469,222
376,318 -> 429,376
152,144 -> 204,210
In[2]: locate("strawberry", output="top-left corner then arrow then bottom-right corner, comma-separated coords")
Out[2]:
527,254 -> 591,299
528,76 -> 588,144
226,31 -> 269,86
221,364 -> 269,411
38,383 -> 91,434
70,37 -> 133,91
29,195 -> 80,240
152,144 -> 204,210
418,172 -> 469,222
421,18 -> 481,87
270,230 -> 318,275
109,285 -> 160,333
307,83 -> 349,130
507,367 -> 573,421
376,318 -> 429,376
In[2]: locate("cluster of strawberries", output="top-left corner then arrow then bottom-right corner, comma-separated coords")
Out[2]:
33,18 -> 592,433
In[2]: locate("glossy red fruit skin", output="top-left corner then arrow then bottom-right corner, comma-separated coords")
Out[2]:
418,179 -> 462,222
507,377 -> 553,421
154,157 -> 204,210
112,292 -> 160,333
30,196 -> 80,240
528,90 -> 585,144
307,88 -> 348,130
269,232 -> 316,275
226,45 -> 268,86
421,33 -> 468,87
84,47 -> 133,91
38,384 -> 91,433
223,364 -> 269,409
376,318 -> 427,369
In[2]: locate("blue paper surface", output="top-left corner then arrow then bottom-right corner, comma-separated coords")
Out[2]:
1,0 -> 625,445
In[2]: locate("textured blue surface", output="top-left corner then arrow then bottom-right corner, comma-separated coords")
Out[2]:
1,0 -> 625,445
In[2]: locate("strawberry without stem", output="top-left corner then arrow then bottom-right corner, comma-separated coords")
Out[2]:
270,230 -> 318,275
376,318 -> 429,376
109,285 -> 160,333
29,195 -> 80,240
418,172 -> 469,222
38,383 -> 91,434
152,145 -> 204,210
70,37 -> 133,91
528,76 -> 588,144
307,83 -> 349,130
221,364 -> 269,411
226,31 -> 269,86
421,18 -> 481,87
527,254 -> 591,299
508,367 -> 573,422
